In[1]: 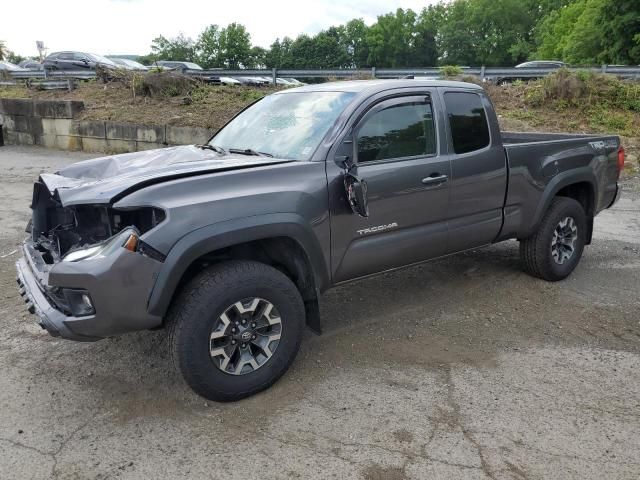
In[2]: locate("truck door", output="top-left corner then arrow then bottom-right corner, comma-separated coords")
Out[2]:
440,89 -> 507,253
328,93 -> 451,283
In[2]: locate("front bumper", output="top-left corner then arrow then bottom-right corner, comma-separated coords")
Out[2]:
16,257 -> 89,340
15,238 -> 164,341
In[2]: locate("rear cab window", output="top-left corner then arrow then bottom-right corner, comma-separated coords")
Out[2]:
443,92 -> 490,154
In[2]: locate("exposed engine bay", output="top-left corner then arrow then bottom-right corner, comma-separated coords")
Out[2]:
30,180 -> 165,263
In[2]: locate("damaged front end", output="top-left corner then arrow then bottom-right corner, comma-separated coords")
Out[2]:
17,178 -> 167,341
29,179 -> 166,263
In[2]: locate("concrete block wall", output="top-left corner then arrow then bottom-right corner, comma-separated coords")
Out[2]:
0,98 -> 212,153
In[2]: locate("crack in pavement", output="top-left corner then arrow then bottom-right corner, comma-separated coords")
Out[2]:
0,413 -> 100,480
0,437 -> 53,459
261,419 -> 486,476
442,366 -> 498,480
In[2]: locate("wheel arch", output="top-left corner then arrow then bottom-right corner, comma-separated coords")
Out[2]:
525,169 -> 597,240
148,214 -> 330,333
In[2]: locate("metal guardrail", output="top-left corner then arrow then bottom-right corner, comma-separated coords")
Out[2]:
10,70 -> 95,80
7,65 -> 640,84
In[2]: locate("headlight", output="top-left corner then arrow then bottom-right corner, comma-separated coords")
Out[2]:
62,245 -> 104,262
62,229 -> 138,262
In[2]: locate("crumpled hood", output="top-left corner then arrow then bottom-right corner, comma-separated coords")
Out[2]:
39,145 -> 293,206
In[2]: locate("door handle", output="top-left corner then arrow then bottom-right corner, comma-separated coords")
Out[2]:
421,174 -> 448,185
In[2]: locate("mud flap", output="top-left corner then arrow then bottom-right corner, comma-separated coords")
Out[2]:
305,299 -> 322,335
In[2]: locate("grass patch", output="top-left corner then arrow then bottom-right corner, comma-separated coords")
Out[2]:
0,80 -> 278,130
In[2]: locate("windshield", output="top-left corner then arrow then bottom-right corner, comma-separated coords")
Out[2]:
210,91 -> 355,161
183,62 -> 202,70
0,61 -> 21,71
88,53 -> 116,66
126,60 -> 146,68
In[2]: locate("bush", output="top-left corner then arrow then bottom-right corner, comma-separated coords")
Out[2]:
525,68 -> 640,112
140,72 -> 199,98
440,65 -> 464,78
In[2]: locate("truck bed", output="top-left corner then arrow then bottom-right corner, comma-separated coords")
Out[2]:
501,131 -> 603,145
498,130 -> 621,242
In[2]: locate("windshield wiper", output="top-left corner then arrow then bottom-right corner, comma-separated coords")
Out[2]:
228,148 -> 273,158
196,144 -> 227,155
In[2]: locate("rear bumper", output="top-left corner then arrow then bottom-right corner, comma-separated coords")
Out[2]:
15,237 -> 164,341
608,183 -> 622,208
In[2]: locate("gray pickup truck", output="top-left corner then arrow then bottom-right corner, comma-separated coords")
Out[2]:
16,80 -> 624,401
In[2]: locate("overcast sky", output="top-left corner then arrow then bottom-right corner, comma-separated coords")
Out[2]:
4,0 -> 439,57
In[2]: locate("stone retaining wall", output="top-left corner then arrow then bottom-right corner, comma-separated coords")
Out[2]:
0,98 -> 212,153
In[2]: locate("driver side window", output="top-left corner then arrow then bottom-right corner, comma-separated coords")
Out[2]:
357,101 -> 435,163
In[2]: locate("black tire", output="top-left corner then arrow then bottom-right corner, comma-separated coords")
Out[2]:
166,260 -> 305,402
519,197 -> 587,281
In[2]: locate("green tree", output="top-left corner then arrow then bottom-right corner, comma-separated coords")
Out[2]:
265,37 -> 295,68
439,0 -> 533,66
343,19 -> 370,67
218,23 -> 252,69
288,34 -> 315,68
534,0 -> 604,64
0,41 -> 7,61
7,52 -> 26,64
600,0 -> 640,64
197,25 -> 221,68
149,33 -> 197,62
312,26 -> 351,68
367,8 -> 431,67
367,8 -> 416,68
248,46 -> 267,68
415,5 -> 444,66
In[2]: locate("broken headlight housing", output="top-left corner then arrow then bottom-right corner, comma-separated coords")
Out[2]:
62,228 -> 140,262
61,289 -> 95,316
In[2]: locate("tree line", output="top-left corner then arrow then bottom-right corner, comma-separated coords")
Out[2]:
122,0 -> 639,69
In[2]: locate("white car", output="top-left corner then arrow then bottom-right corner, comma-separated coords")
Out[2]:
110,58 -> 149,71
219,76 -> 241,85
281,77 -> 306,86
0,61 -> 28,72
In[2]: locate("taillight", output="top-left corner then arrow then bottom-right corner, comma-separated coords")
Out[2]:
617,146 -> 625,173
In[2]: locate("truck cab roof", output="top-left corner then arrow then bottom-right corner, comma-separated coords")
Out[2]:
277,79 -> 484,96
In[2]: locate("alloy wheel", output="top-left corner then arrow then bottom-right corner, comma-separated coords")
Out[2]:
209,298 -> 282,375
551,216 -> 578,265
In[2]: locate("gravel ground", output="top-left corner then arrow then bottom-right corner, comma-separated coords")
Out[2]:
0,145 -> 639,480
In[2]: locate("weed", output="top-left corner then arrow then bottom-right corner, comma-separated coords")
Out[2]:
440,65 -> 463,78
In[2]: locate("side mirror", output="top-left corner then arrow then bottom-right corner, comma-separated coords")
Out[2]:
344,171 -> 369,218
336,136 -> 369,217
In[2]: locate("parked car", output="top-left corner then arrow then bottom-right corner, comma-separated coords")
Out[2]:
235,76 -> 269,86
0,61 -> 28,72
43,52 -> 118,71
275,77 -> 294,86
515,60 -> 567,69
17,80 -> 624,402
282,77 -> 306,86
496,60 -> 568,84
219,76 -> 241,85
18,60 -> 44,71
153,61 -> 203,73
110,58 -> 149,71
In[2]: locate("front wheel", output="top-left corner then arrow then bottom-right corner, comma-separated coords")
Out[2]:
167,260 -> 305,402
519,197 -> 587,281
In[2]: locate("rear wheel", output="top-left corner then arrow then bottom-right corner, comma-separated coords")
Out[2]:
167,260 -> 305,402
519,197 -> 586,281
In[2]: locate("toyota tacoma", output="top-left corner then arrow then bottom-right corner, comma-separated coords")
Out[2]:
16,80 -> 624,401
